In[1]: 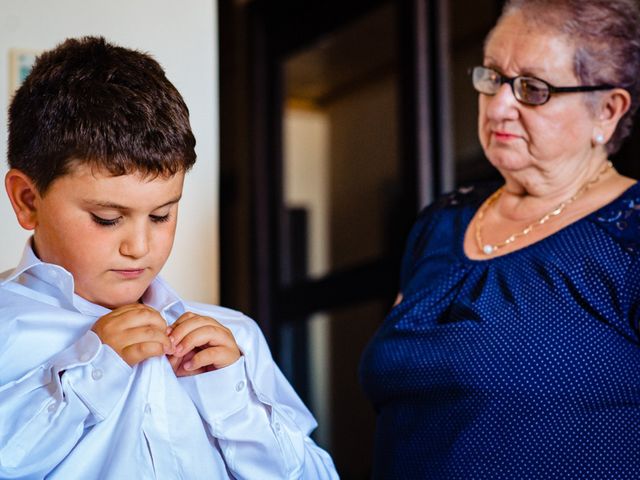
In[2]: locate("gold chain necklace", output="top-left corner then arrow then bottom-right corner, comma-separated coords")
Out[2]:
475,161 -> 613,256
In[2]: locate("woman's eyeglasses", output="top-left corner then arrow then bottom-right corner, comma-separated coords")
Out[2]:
471,65 -> 616,106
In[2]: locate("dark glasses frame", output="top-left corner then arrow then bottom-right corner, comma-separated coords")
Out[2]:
471,65 -> 617,106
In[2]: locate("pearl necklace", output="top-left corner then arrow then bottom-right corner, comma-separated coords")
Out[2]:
475,161 -> 613,256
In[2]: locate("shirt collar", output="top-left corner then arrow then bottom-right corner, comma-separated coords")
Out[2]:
1,239 -> 76,307
2,239 -> 186,317
142,276 -> 186,317
1,238 -> 50,285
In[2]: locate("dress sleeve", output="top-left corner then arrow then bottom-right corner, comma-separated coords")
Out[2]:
179,315 -> 339,480
0,330 -> 132,478
398,204 -> 439,292
397,186 -> 488,293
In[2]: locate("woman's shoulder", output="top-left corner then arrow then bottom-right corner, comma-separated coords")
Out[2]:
415,182 -> 499,226
590,181 -> 640,255
400,183 -> 499,272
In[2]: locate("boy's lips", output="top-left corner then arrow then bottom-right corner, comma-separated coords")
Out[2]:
111,268 -> 146,279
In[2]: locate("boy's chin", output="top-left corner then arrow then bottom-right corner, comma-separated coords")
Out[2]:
99,298 -> 145,310
80,286 -> 150,310
87,299 -> 138,311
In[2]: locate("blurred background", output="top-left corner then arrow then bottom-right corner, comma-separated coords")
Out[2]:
1,1 -> 639,478
219,0 -> 640,478
219,3 -> 493,477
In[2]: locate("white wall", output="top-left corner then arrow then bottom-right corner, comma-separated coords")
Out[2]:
0,0 -> 219,303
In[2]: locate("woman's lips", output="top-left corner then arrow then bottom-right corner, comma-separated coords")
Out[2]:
492,131 -> 519,141
111,268 -> 146,279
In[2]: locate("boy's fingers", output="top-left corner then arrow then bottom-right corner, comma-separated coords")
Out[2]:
180,349 -> 197,364
171,311 -> 199,327
166,315 -> 202,346
173,350 -> 208,376
173,325 -> 229,357
176,365 -> 207,377
173,312 -> 199,325
185,347 -> 239,371
180,353 -> 209,375
171,312 -> 225,330
121,325 -> 173,353
127,308 -> 167,330
109,304 -> 160,323
166,353 -> 182,373
167,349 -> 195,371
109,303 -> 152,315
98,305 -> 167,331
170,317 -> 225,350
176,364 -> 208,377
122,341 -> 166,366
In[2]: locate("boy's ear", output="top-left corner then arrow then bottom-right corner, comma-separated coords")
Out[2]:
5,169 -> 40,230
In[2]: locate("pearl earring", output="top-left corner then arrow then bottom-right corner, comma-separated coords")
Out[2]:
595,133 -> 605,144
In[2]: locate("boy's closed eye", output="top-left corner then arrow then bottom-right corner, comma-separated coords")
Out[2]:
90,212 -> 172,227
149,213 -> 171,223
91,212 -> 122,227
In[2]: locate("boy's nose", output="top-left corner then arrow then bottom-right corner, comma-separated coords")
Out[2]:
119,226 -> 150,259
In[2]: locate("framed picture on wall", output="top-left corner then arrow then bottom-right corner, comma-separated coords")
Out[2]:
9,48 -> 39,95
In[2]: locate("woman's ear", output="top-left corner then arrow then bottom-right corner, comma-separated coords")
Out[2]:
5,169 -> 40,230
596,88 -> 632,143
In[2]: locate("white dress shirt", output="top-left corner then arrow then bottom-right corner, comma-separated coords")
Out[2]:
0,243 -> 338,479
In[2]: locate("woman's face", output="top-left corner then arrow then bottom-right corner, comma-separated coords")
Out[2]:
479,12 -> 598,181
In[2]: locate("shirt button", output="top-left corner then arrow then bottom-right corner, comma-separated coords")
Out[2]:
80,352 -> 92,362
235,380 -> 245,392
91,369 -> 103,380
48,402 -> 57,413
274,422 -> 281,433
144,404 -> 151,414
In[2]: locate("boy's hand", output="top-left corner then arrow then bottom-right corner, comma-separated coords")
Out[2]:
92,304 -> 174,366
166,312 -> 241,377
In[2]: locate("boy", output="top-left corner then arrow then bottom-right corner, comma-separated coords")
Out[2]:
0,37 -> 338,479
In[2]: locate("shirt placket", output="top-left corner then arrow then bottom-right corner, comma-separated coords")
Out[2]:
141,356 -> 182,479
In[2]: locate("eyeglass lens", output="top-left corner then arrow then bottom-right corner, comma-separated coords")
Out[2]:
472,66 -> 550,105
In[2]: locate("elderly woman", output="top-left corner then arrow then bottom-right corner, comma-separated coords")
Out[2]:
360,0 -> 640,478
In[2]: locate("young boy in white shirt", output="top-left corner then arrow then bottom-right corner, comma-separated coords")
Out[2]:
0,36 -> 338,479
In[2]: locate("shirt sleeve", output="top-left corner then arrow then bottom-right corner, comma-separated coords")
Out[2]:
178,317 -> 339,480
0,330 -> 132,478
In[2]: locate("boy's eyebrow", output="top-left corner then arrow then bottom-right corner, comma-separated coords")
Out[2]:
90,195 -> 182,210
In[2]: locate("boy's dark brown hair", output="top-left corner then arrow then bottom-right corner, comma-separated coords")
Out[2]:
8,36 -> 196,193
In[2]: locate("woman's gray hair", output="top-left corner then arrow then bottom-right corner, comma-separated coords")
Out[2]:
496,0 -> 640,154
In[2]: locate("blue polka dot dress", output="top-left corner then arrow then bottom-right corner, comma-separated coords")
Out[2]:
360,183 -> 640,479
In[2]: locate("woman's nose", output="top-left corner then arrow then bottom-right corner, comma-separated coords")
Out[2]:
484,83 -> 519,120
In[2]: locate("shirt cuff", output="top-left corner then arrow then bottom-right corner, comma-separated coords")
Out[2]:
51,330 -> 133,420
179,356 -> 250,425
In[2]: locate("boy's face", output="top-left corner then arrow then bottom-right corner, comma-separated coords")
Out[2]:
31,164 -> 185,309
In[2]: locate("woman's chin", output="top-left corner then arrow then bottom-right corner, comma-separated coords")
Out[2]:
485,153 -> 532,174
